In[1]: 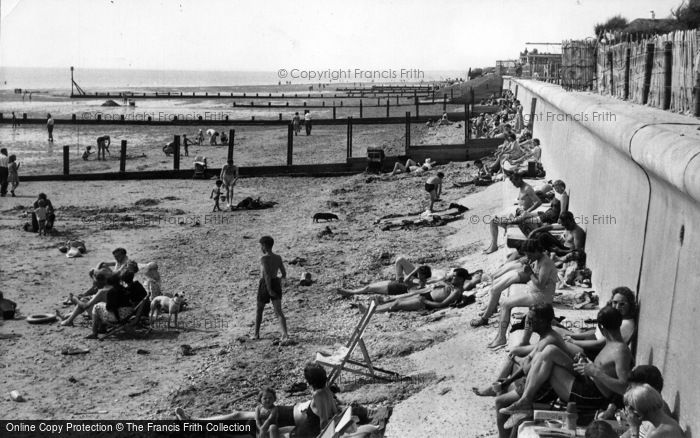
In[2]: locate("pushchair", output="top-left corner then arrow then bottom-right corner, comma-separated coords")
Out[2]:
193,156 -> 208,179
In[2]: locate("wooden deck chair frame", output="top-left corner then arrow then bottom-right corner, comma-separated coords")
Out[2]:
315,300 -> 401,386
316,406 -> 353,438
98,297 -> 150,341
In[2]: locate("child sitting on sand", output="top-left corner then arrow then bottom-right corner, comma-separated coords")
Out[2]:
82,146 -> 94,161
0,291 -> 18,320
255,387 -> 279,438
210,179 -> 223,212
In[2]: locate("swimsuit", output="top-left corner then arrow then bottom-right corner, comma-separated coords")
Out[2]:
387,281 -> 409,295
257,277 -> 282,303
569,375 -> 608,408
425,183 -> 436,193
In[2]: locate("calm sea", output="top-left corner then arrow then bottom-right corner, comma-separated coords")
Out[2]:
0,67 -> 466,91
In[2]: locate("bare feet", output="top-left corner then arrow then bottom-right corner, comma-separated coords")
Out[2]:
60,319 -> 74,327
471,385 -> 496,397
482,246 -> 498,255
499,398 -> 533,416
488,338 -> 507,350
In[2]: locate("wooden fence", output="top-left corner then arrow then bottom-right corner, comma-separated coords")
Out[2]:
561,29 -> 699,115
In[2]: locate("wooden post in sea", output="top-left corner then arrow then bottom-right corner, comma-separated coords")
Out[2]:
287,124 -> 293,166
333,104 -> 336,120
642,43 -> 655,105
347,116 -> 353,159
624,47 -> 631,100
173,135 -> 181,170
63,146 -> 70,176
359,100 -> 363,118
662,41 -> 673,110
227,129 -> 235,163
119,140 -> 127,172
386,99 -> 390,117
405,112 -> 411,154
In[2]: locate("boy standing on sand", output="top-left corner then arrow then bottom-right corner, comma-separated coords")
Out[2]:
47,114 -> 54,142
425,172 -> 444,212
255,236 -> 289,341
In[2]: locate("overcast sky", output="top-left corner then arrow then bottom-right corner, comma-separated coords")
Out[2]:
0,0 -> 682,71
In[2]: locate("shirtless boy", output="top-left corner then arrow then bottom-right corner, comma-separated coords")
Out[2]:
425,172 -> 445,212
220,159 -> 239,209
255,236 -> 289,341
500,305 -> 632,417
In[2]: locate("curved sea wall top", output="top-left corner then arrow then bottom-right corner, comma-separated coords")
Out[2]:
506,78 -> 700,434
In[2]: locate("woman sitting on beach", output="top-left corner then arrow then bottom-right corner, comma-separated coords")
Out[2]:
488,239 -> 558,349
558,286 -> 637,356
176,362 -> 339,438
483,173 -> 542,254
86,270 -> 148,339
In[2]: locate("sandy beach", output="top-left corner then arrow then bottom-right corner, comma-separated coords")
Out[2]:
0,154 -> 597,436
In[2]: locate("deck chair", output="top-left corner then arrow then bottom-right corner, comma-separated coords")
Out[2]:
98,297 -> 150,341
193,156 -> 208,179
316,407 -> 354,438
315,300 -> 400,386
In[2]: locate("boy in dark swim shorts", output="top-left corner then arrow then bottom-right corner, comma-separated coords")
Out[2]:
255,236 -> 289,341
424,172 -> 444,212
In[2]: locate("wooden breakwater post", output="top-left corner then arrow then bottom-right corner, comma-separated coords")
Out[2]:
465,103 -> 470,142
119,140 -> 127,172
347,116 -> 353,159
227,129 -> 235,163
287,124 -> 293,166
624,47 -> 631,100
333,104 -> 336,119
662,41 -> 673,110
405,112 -> 411,154
607,50 -> 614,95
359,100 -> 363,118
642,43 -> 655,105
173,135 -> 180,170
386,99 -> 390,117
63,146 -> 70,176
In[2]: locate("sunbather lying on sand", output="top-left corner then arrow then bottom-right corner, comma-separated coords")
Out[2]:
358,268 -> 473,313
389,158 -> 433,175
337,257 -> 433,297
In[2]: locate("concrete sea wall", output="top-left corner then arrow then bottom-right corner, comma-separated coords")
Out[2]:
505,78 -> 700,434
